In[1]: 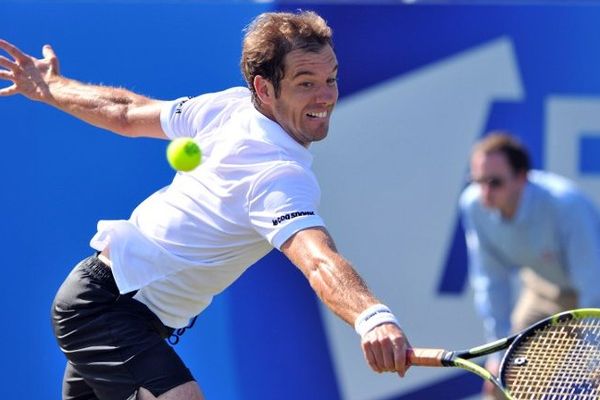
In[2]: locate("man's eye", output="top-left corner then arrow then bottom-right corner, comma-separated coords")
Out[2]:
327,78 -> 338,86
300,82 -> 314,88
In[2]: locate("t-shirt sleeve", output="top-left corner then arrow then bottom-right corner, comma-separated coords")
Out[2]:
248,163 -> 325,250
559,194 -> 600,308
160,87 -> 250,140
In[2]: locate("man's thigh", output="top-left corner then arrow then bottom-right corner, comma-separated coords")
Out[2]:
137,382 -> 204,400
512,269 -> 578,332
53,256 -> 195,400
63,362 -> 98,400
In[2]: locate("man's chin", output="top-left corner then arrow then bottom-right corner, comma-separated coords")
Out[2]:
482,201 -> 496,209
313,131 -> 328,142
311,124 -> 330,142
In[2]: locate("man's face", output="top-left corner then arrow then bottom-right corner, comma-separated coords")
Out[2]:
470,150 -> 526,217
271,45 -> 338,147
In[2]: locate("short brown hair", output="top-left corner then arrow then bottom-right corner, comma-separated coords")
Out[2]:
473,131 -> 531,174
241,11 -> 333,105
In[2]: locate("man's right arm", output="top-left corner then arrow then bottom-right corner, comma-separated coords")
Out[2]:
559,194 -> 600,308
460,195 -> 515,397
281,226 -> 410,377
0,39 -> 167,139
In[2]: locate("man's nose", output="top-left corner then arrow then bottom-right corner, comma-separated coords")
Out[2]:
316,84 -> 337,104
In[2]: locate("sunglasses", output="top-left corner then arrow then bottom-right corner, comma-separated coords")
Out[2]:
472,176 -> 506,189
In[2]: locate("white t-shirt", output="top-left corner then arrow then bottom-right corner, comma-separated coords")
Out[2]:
90,87 -> 325,328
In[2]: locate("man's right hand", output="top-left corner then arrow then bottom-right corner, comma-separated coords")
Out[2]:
0,39 -> 61,102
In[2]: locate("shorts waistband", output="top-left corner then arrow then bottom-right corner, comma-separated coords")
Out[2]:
86,253 -> 114,282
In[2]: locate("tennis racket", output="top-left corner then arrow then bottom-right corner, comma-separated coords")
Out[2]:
407,308 -> 600,400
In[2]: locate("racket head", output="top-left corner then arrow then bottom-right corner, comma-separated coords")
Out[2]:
499,308 -> 600,398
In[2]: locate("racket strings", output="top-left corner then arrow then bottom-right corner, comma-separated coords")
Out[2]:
503,317 -> 600,399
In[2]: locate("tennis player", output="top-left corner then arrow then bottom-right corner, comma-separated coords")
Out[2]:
0,11 -> 410,400
460,132 -> 600,399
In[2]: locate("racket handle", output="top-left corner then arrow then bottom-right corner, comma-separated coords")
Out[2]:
407,348 -> 447,367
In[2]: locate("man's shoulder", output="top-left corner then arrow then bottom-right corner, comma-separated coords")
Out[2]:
528,170 -> 574,191
528,170 -> 582,201
206,86 -> 250,100
166,87 -> 251,125
254,161 -> 315,184
528,170 -> 598,212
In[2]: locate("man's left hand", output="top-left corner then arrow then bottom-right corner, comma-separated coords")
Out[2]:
361,322 -> 411,377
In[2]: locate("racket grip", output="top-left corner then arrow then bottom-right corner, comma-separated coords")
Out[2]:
407,348 -> 447,367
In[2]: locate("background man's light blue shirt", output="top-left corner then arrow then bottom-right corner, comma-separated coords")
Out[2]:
460,170 -> 600,342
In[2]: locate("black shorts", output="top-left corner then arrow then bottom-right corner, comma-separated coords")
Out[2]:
51,255 -> 194,400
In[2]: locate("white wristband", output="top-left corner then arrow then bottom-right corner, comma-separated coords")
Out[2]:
354,304 -> 399,337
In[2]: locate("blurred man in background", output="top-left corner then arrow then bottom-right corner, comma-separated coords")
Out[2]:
460,132 -> 600,399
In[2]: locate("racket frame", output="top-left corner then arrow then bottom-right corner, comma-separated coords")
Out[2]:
408,308 -> 600,400
440,337 -> 516,399
498,308 -> 600,391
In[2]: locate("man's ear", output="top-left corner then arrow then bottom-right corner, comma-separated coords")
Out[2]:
254,75 -> 274,106
517,170 -> 529,185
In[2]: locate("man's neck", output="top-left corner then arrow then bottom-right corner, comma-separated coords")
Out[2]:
500,190 -> 524,220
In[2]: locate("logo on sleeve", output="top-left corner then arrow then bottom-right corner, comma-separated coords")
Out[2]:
175,97 -> 193,114
272,211 -> 315,226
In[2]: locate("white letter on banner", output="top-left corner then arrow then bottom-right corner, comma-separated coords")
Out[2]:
546,97 -> 600,204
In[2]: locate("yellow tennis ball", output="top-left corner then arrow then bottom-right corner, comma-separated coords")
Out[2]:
166,138 -> 202,172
